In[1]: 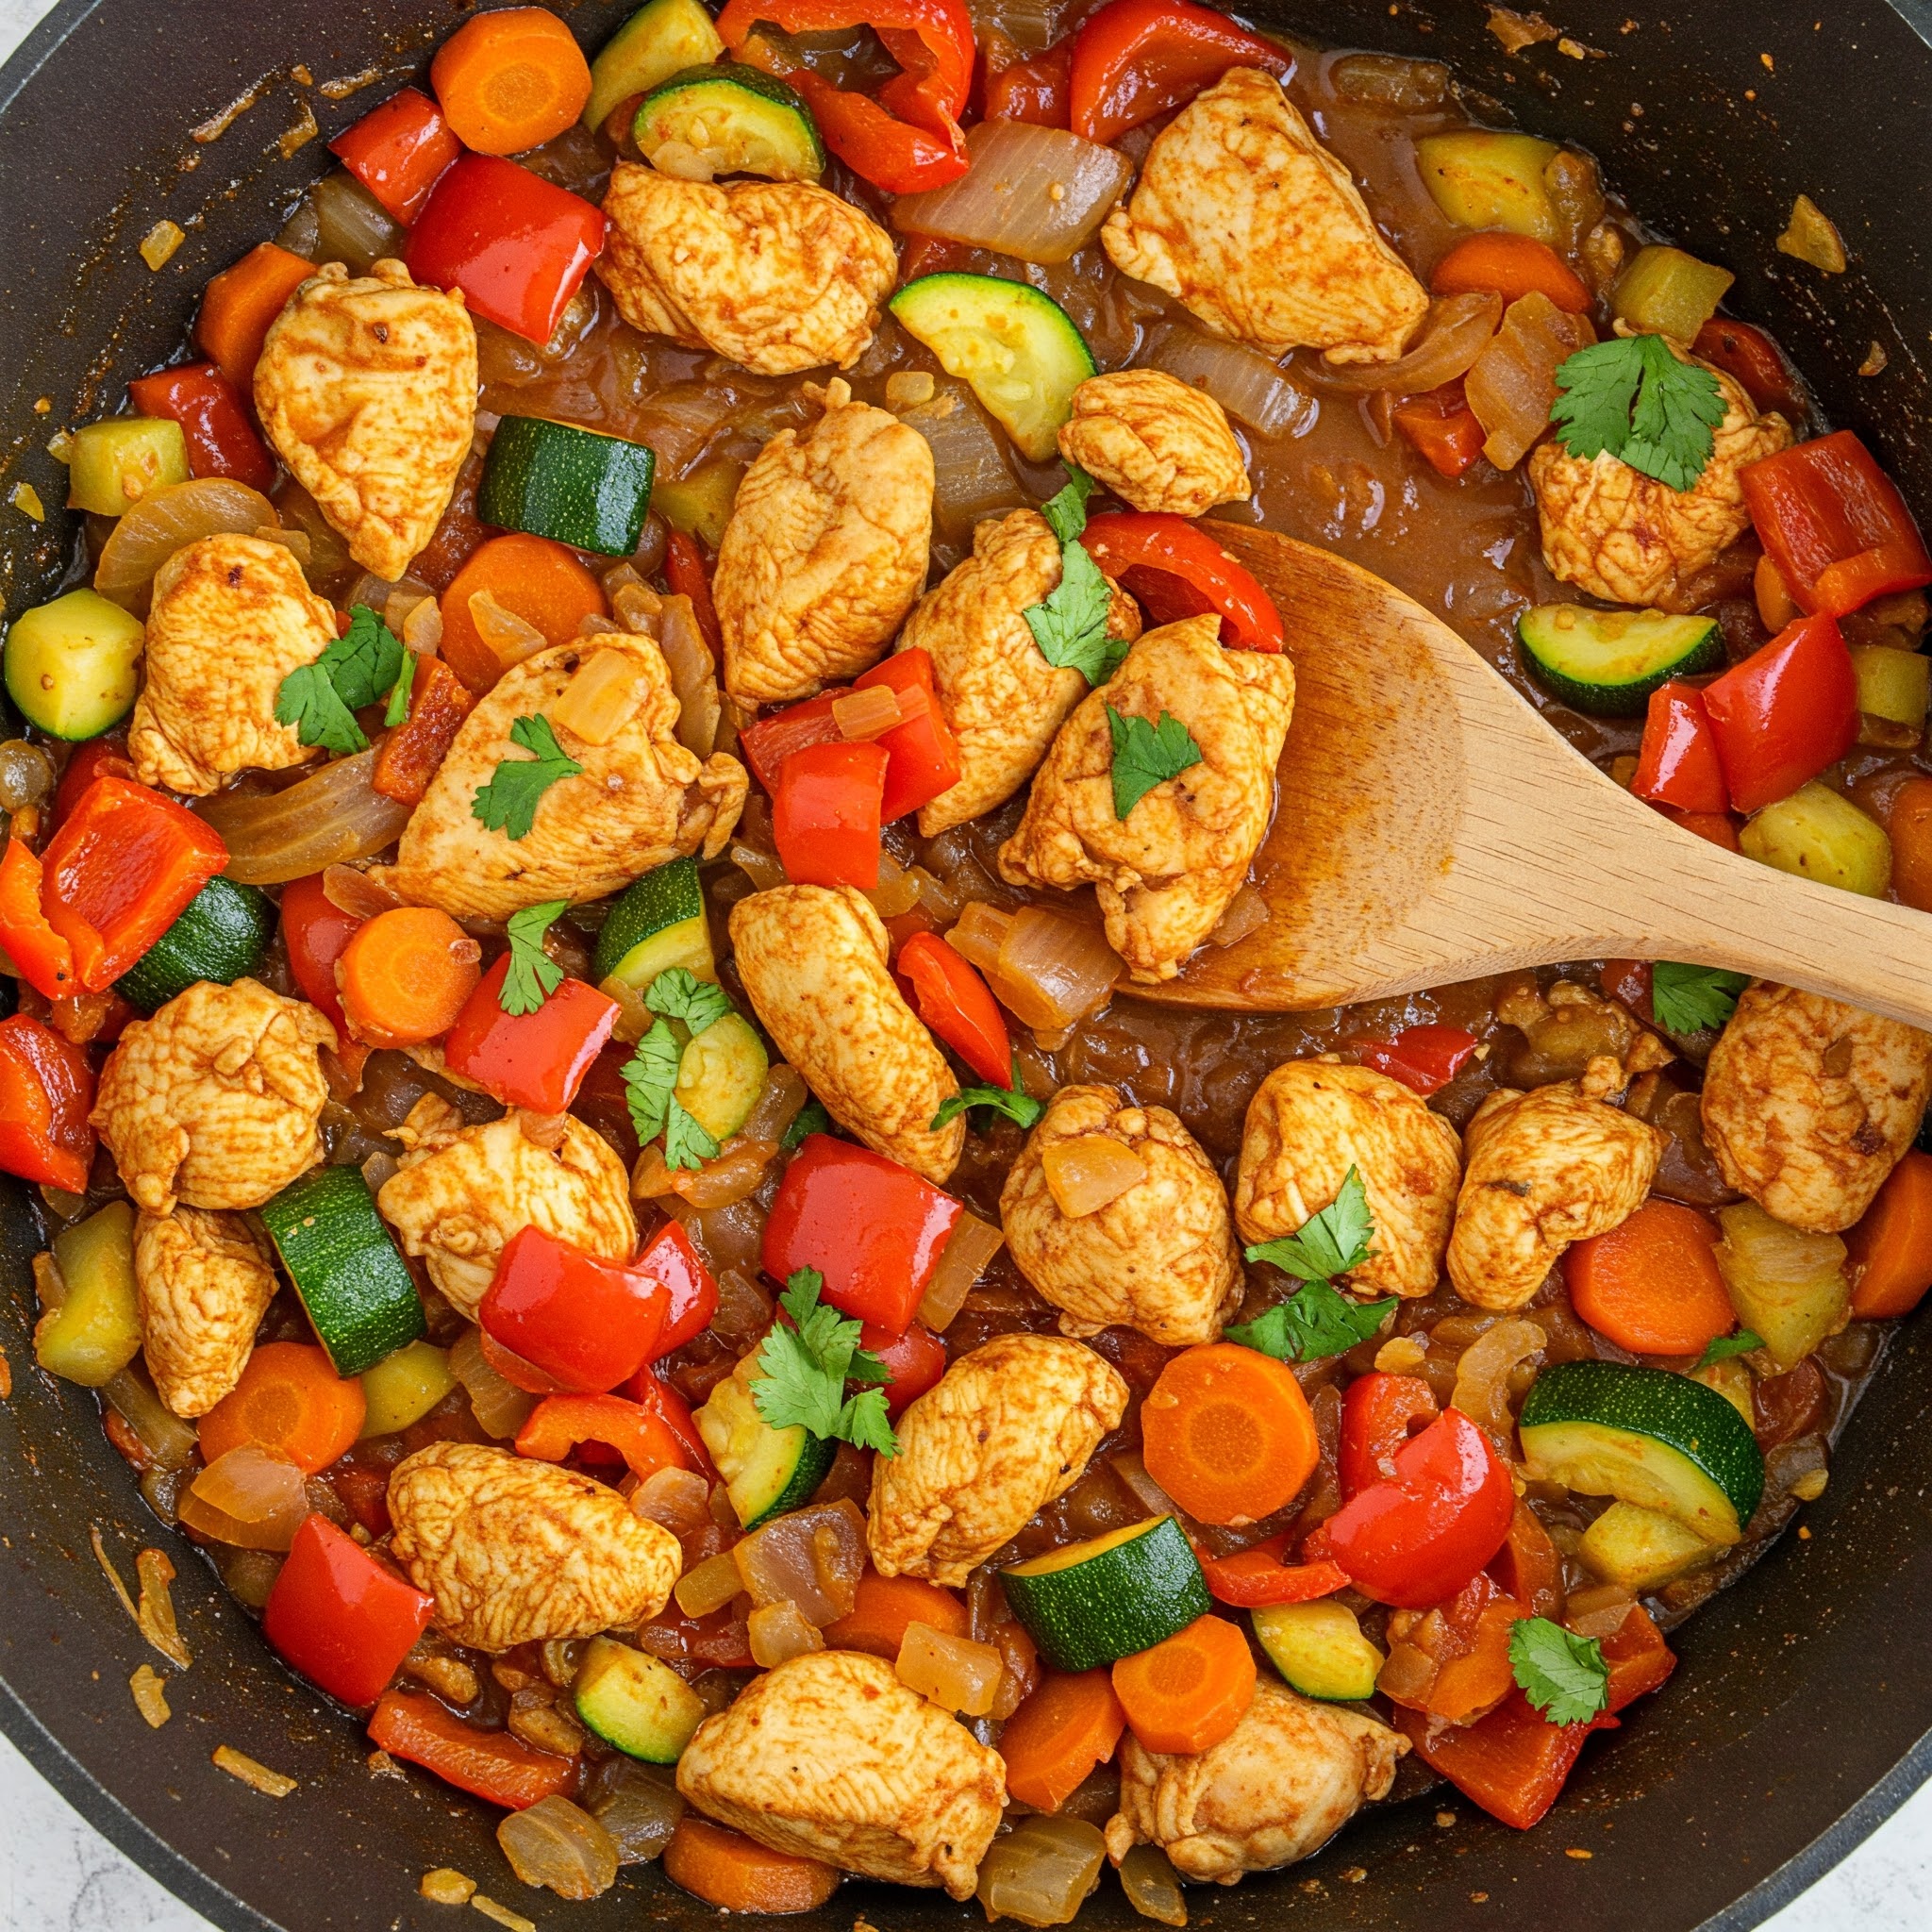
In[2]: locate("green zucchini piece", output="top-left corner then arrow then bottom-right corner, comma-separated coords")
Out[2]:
33,1202 -> 142,1388
1710,1201 -> 1852,1370
1740,782 -> 1892,897
586,0 -> 726,132
650,458 -> 743,551
695,1363 -> 835,1529
67,418 -> 191,518
1415,131 -> 1561,244
1610,245 -> 1736,342
358,1341 -> 457,1439
592,857 -> 715,992
675,1010 -> 768,1142
1253,1599 -> 1384,1701
635,66 -> 825,182
575,1635 -> 708,1760
4,589 -> 143,741
889,273 -> 1096,463
1000,1515 -> 1209,1673
260,1166 -> 425,1377
115,874 -> 276,1014
1516,605 -> 1723,717
1578,1500 -> 1722,1593
479,416 -> 657,558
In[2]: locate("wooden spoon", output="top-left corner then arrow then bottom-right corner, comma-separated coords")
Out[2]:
1141,525 -> 1932,1030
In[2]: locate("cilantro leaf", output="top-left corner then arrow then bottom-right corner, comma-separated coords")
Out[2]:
837,1386 -> 899,1456
1025,539 -> 1134,688
274,663 -> 367,756
1225,1279 -> 1395,1363
385,647 -> 417,729
752,1268 -> 899,1457
620,1021 -> 682,1144
1509,1615 -> 1609,1727
663,1096 -> 720,1172
1649,960 -> 1749,1034
1108,706 -> 1202,820
1040,466 -> 1098,546
1550,334 -> 1728,492
332,605 -> 407,709
500,899 -> 568,1017
784,1097 -> 832,1150
646,966 -> 734,1037
931,1079 -> 1045,1131
274,605 -> 410,757
471,714 -> 583,840
1693,1328 -> 1762,1372
1244,1168 -> 1375,1282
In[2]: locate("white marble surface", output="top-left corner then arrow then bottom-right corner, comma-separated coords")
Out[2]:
0,0 -> 1927,1924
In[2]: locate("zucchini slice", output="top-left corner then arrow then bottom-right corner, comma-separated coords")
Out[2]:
585,0 -> 726,133
66,417 -> 190,518
4,589 -> 144,741
695,1363 -> 834,1529
889,273 -> 1096,464
115,874 -> 276,1014
1000,1515 -> 1209,1672
1253,1599 -> 1384,1702
33,1201 -> 142,1388
358,1341 -> 457,1439
575,1635 -> 708,1761
479,416 -> 657,558
592,857 -> 715,993
1740,782 -> 1893,899
675,1010 -> 768,1142
1414,131 -> 1562,244
1578,1500 -> 1722,1593
1516,605 -> 1722,717
1519,1360 -> 1765,1546
635,66 -> 825,183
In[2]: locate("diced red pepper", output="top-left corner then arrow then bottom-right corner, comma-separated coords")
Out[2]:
1357,1024 -> 1478,1097
405,154 -> 606,344
1397,1688 -> 1616,1829
622,1366 -> 717,1478
442,956 -> 620,1114
1691,318 -> 1805,422
368,1690 -> 576,1807
1602,1599 -> 1676,1711
896,931 -> 1011,1086
858,649 -> 961,822
1338,1372 -> 1441,1503
1200,1534 -> 1350,1607
515,1391 -> 693,1480
1631,680 -> 1729,815
0,1013 -> 96,1193
327,86 -> 462,225
635,1219 -> 720,1359
1392,381 -> 1487,481
479,1327 -> 567,1394
125,363 -> 275,492
860,1319 -> 948,1416
1700,613 -> 1857,813
1079,511 -> 1286,653
740,697 -> 843,791
1486,1497 -> 1563,1618
985,42 -> 1073,125
663,530 -> 724,667
372,658 -> 475,807
279,872 -> 361,1046
262,1514 -> 434,1707
1068,0 -> 1291,144
763,1133 -> 964,1335
772,740 -> 887,890
481,1225 -> 669,1394
0,838 -> 76,1001
51,740 -> 136,828
1660,807 -> 1742,852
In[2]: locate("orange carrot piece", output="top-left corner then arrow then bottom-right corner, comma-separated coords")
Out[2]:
430,6 -> 592,156
997,1670 -> 1126,1811
1890,775 -> 1932,914
197,1341 -> 367,1474
373,658 -> 475,806
1429,232 -> 1591,313
1139,1342 -> 1320,1525
820,1570 -> 968,1658
1563,1199 -> 1735,1356
439,533 -> 607,694
1847,1150 -> 1932,1318
1424,1591 -> 1524,1724
195,243 -> 315,392
1111,1613 -> 1256,1757
661,1816 -> 841,1913
337,906 -> 480,1048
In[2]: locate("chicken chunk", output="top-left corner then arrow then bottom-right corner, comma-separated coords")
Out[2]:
1001,1084 -> 1241,1344
134,1208 -> 279,1418
254,258 -> 477,582
599,162 -> 897,375
126,534 -> 337,796
1528,353 -> 1793,608
1058,371 -> 1251,518
376,1097 -> 636,1319
1106,1678 -> 1407,1884
900,509 -> 1141,837
1101,68 -> 1428,363
868,1334 -> 1127,1586
998,614 -> 1295,982
1235,1061 -> 1463,1298
676,1651 -> 1005,1898
92,980 -> 335,1215
1700,982 -> 1932,1233
376,632 -> 746,922
388,1441 -> 680,1652
714,380 -> 934,705
728,884 -> 962,1184
1447,1066 -> 1666,1310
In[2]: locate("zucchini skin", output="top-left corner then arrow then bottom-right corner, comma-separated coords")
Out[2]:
480,416 -> 658,558
115,875 -> 276,1014
1515,604 -> 1723,717
1001,1515 -> 1209,1672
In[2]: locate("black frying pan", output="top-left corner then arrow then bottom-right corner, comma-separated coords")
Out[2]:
3,4 -> 1930,1928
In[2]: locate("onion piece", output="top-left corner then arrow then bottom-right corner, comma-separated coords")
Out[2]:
739,1064 -> 808,1145
1312,291 -> 1502,394
658,594 -> 721,757
196,749 -> 412,884
896,1623 -> 1005,1715
469,589 -> 550,672
730,841 -> 788,892
975,1815 -> 1108,1926
554,650 -> 649,746
449,1325 -> 538,1440
322,862 -> 400,921
1329,52 -> 1451,108
1041,1134 -> 1147,1218
1449,1317 -> 1545,1444
732,1498 -> 866,1625
101,1365 -> 200,1471
1564,1583 -> 1637,1639
587,1758 -> 684,1863
996,905 -> 1123,1031
1207,883 -> 1271,948
178,1446 -> 309,1550
306,168 -> 406,275
675,1547 -> 745,1618
897,384 -> 1025,535
1465,291 -> 1596,470
635,1137 -> 777,1208
833,685 -> 903,740
498,1796 -> 619,1902
748,1600 -> 826,1667
919,1208 -> 1003,1334
631,1465 -> 712,1535
94,478 -> 279,601
1148,323 -> 1314,438
1117,1844 -> 1188,1926
403,594 -> 443,658
866,851 -> 924,920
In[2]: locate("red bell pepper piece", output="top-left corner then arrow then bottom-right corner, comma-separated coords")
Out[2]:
372,658 -> 475,807
0,1013 -> 96,1193
1740,431 -> 1932,618
622,1365 -> 717,1477
1691,318 -> 1805,421
985,42 -> 1073,125
859,649 -> 961,822
125,363 -> 275,492
1661,806 -> 1742,852
896,931 -> 1011,1086
1200,1533 -> 1350,1607
481,1225 -> 669,1394
1069,0 -> 1291,144
773,740 -> 887,890
1338,1372 -> 1440,1502
367,1690 -> 576,1807
1602,1599 -> 1676,1711
515,1391 -> 693,1480
1392,381 -> 1487,481
262,1514 -> 434,1707
860,1318 -> 948,1416
740,697 -> 843,791
279,872 -> 361,1046
1397,1689 -> 1616,1830
327,86 -> 461,225
1631,681 -> 1729,815
51,740 -> 135,827
41,778 -> 227,992
443,956 -> 620,1115
636,1219 -> 719,1359
1700,614 -> 1857,814
1357,1024 -> 1477,1098
1078,512 -> 1286,653
406,154 -> 606,344
0,838 -> 77,1000
663,530 -> 724,667
762,1133 -> 964,1335
1487,1497 -> 1563,1618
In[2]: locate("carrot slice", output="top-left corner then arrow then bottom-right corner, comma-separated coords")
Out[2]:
820,1570 -> 968,1657
430,6 -> 593,156
337,906 -> 481,1048
197,1341 -> 367,1474
195,242 -> 315,392
662,1816 -> 841,1913
1846,1150 -> 1932,1318
1138,1341 -> 1320,1524
1563,1199 -> 1735,1356
1429,232 -> 1592,313
438,533 -> 607,694
998,1669 -> 1126,1811
1111,1613 -> 1256,1757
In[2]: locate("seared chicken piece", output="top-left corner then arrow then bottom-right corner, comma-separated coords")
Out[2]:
1700,982 -> 1932,1233
714,380 -> 933,705
376,1096 -> 636,1319
998,614 -> 1295,982
92,980 -> 335,1215
376,633 -> 746,922
134,1207 -> 279,1418
1058,371 -> 1251,518
868,1334 -> 1127,1586
1235,1061 -> 1463,1298
254,258 -> 477,581
127,534 -> 336,796
1002,1084 -> 1242,1345
900,509 -> 1141,838
728,885 -> 962,1184
388,1441 -> 680,1651
1101,68 -> 1428,362
1106,1678 -> 1407,1884
676,1650 -> 1006,1898
599,163 -> 897,375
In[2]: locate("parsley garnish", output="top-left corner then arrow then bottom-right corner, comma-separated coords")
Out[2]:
1649,960 -> 1749,1034
274,603 -> 407,756
385,647 -> 417,729
1107,706 -> 1202,820
1041,468 -> 1097,546
784,1097 -> 831,1149
1693,1328 -> 1762,1372
752,1268 -> 898,1457
1549,334 -> 1729,492
1228,1167 -> 1395,1362
646,967 -> 733,1037
471,714 -> 583,840
663,1097 -> 720,1172
931,1066 -> 1045,1133
617,972 -> 740,1170
1509,1615 -> 1610,1726
621,1021 -> 682,1144
500,900 -> 568,1017
1023,467 -> 1135,689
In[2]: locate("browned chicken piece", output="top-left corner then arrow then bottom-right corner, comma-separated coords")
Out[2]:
900,509 -> 1141,838
388,1441 -> 680,1651
1001,1083 -> 1242,1345
127,534 -> 337,796
1101,68 -> 1428,362
675,1651 -> 1006,1898
134,1207 -> 278,1417
1235,1060 -> 1463,1298
254,258 -> 477,581
376,1096 -> 636,1319
997,614 -> 1295,982
92,980 -> 336,1215
1058,371 -> 1252,518
1447,1062 -> 1666,1309
1700,982 -> 1932,1232
598,163 -> 897,375
375,632 -> 746,922
714,380 -> 934,705
1106,1679 -> 1407,1884
868,1333 -> 1127,1587
728,884 -> 963,1184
